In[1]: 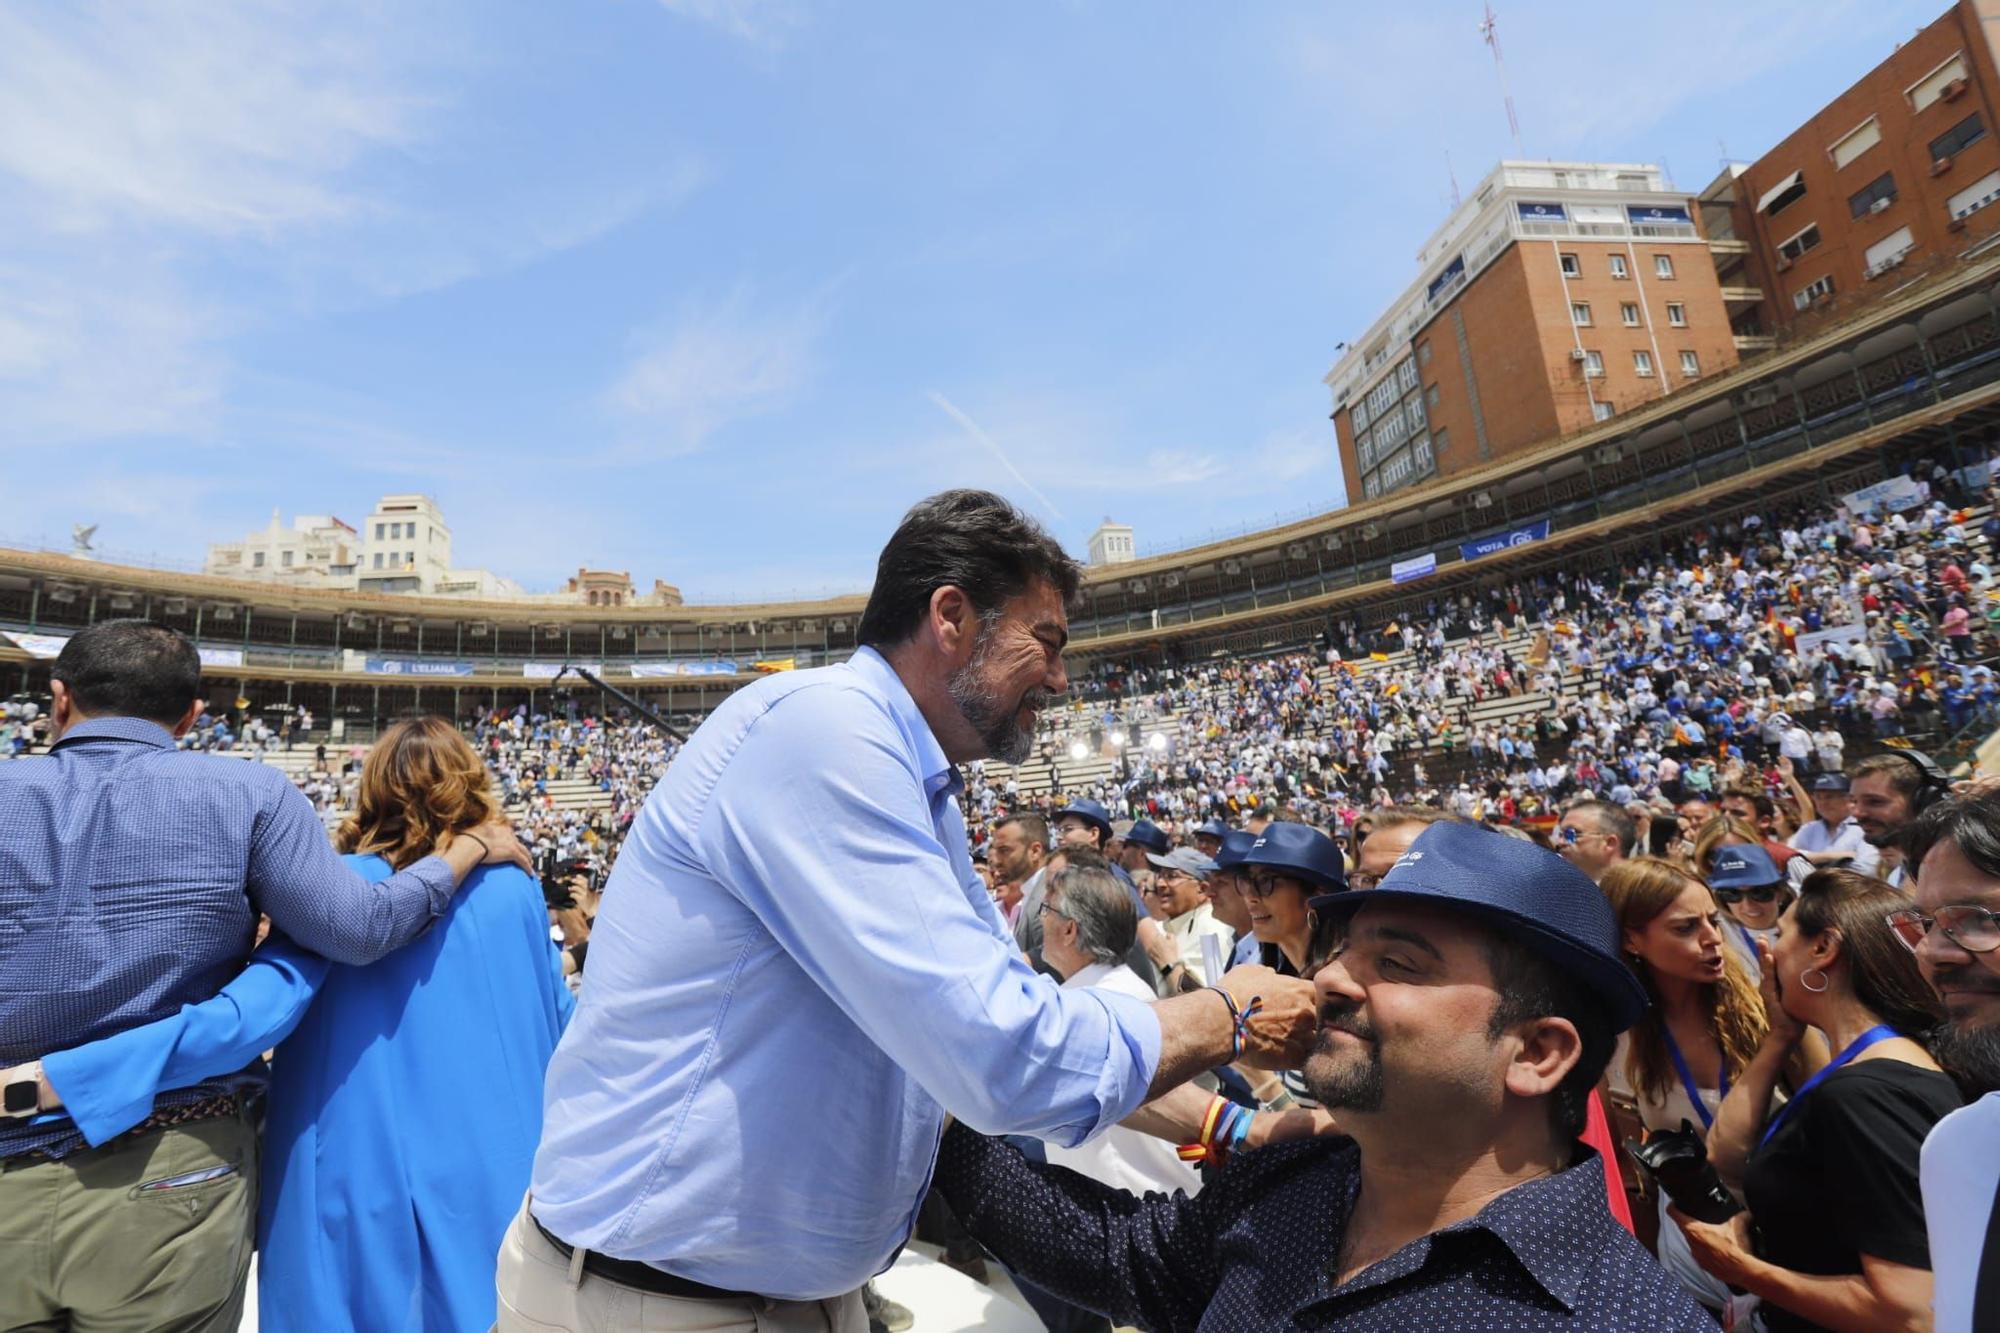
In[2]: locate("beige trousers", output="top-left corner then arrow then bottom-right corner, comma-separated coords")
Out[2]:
494,1197 -> 867,1333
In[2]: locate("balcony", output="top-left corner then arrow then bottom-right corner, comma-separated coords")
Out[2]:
1720,285 -> 1765,305
1707,238 -> 1750,256
1733,333 -> 1778,353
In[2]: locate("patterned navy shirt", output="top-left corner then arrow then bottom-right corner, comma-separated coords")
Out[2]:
0,716 -> 456,1159
935,1124 -> 1718,1331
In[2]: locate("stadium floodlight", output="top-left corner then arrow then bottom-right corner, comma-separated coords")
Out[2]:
1360,523 -> 1381,540
210,605 -> 237,622
1109,729 -> 1127,748
1068,740 -> 1088,761
1322,533 -> 1342,551
1473,491 -> 1494,509
163,598 -> 189,615
1147,732 -> 1168,752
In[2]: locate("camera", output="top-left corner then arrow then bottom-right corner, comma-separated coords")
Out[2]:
1624,1120 -> 1743,1224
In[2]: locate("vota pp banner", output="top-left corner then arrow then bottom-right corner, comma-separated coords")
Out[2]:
1459,519 -> 1551,562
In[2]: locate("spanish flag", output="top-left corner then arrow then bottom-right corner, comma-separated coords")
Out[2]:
752,659 -> 796,673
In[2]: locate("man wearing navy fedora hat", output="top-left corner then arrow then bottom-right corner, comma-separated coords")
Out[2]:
1038,798 -> 1175,984
1118,819 -> 1171,877
931,822 -> 1713,1329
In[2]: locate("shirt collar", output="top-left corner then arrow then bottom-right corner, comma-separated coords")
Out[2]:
49,716 -> 176,751
847,646 -> 957,798
1061,961 -> 1116,990
1428,1147 -> 1617,1312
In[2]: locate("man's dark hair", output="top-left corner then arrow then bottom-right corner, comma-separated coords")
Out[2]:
1567,799 -> 1637,856
1850,752 -> 1925,803
1483,936 -> 1617,1141
994,813 -> 1049,849
1907,789 -> 2000,880
1720,784 -> 1775,821
51,620 -> 200,727
857,490 -> 1082,649
1048,845 -> 1110,874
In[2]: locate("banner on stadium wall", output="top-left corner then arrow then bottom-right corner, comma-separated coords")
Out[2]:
363,656 -> 473,677
629,660 -> 740,678
523,661 -> 602,679
1389,552 -> 1438,584
1459,519 -> 1550,562
1841,475 -> 1925,517
197,647 -> 244,668
1796,623 -> 1867,653
2,632 -> 240,670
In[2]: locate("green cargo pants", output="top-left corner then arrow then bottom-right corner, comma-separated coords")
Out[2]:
0,1107 -> 256,1332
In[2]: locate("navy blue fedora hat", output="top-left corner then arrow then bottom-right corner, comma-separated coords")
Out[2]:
1052,798 -> 1114,840
1709,843 -> 1784,890
1125,819 -> 1171,855
1194,818 -> 1232,842
1313,821 -> 1650,1031
1233,821 -> 1346,893
1213,829 -> 1258,869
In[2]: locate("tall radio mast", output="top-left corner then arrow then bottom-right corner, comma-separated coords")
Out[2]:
1478,4 -> 1524,158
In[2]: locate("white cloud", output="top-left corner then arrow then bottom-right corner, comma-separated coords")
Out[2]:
602,287 -> 831,456
652,0 -> 805,48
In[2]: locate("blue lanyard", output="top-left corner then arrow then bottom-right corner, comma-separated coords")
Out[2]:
1662,1026 -> 1728,1130
1735,923 -> 1760,960
1758,1024 -> 1899,1148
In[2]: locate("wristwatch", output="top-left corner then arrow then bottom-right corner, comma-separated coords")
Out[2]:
1,1061 -> 43,1119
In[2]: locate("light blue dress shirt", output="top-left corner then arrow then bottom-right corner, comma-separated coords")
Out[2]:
530,646 -> 1163,1300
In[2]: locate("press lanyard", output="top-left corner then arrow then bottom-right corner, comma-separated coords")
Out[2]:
1662,1026 -> 1728,1130
1735,923 -> 1760,960
1758,1024 -> 1898,1148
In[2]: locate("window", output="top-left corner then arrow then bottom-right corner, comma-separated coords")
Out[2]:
1932,112 -> 1986,163
1559,252 -> 1580,277
1848,171 -> 1897,219
1593,401 -> 1615,422
1417,339 -> 1432,367
1633,350 -> 1655,377
1761,174 -> 1808,216
1865,225 -> 1916,274
252,551 -> 265,568
1831,117 -> 1883,169
1949,169 -> 2000,220
373,552 -> 384,569
281,550 -> 293,567
1793,273 -> 1836,310
1778,224 -> 1821,261
1909,52 -> 1970,113
1680,351 -> 1701,377
1654,254 -> 1675,279
1584,350 -> 1605,377
1620,302 -> 1641,327
1433,427 -> 1449,456
1667,302 -> 1687,327
1571,301 -> 1593,326
1425,383 -> 1440,408
1609,254 -> 1629,279
375,523 -> 385,539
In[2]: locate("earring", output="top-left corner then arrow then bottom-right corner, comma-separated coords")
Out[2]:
1799,967 -> 1829,994
1307,908 -> 1320,934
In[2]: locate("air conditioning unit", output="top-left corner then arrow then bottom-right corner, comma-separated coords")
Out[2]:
1932,156 -> 1954,177
1944,77 -> 1969,102
1775,255 -> 1793,272
211,606 -> 236,622
469,622 -> 489,637
1869,196 -> 1892,215
1950,216 -> 1969,233
1569,347 -> 1589,361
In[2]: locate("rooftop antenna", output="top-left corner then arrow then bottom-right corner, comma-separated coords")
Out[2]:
1446,149 -> 1462,208
1478,3 -> 1524,159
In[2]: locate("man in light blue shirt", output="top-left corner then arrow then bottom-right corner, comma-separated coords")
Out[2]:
500,491 -> 1316,1331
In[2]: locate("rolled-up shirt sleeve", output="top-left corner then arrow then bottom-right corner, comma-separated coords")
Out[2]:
697,685 -> 1160,1145
246,777 -> 455,966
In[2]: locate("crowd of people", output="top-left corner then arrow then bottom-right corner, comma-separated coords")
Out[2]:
12,483 -> 2000,1333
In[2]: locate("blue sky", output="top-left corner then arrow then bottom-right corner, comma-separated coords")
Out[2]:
0,0 -> 1950,599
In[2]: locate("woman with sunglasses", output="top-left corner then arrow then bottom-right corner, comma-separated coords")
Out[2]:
1234,822 -> 1347,1111
1674,869 -> 1959,1332
1708,842 -> 1791,980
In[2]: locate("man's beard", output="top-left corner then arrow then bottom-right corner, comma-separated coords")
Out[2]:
1932,1020 -> 2000,1099
1302,999 -> 1385,1112
1860,822 -> 1905,850
946,632 -> 1052,766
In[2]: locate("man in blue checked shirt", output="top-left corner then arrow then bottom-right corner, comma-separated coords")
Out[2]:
502,491 -> 1319,1333
0,619 -> 531,1332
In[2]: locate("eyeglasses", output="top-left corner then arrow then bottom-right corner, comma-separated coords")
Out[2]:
1347,870 -> 1381,891
1713,886 -> 1781,905
1242,870 -> 1305,900
1038,900 -> 1073,922
1558,826 -> 1581,845
1886,904 -> 2000,954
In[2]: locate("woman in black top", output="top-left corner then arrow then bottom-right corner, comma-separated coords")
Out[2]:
1672,868 -> 1959,1331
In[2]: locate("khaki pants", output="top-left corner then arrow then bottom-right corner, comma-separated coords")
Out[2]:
495,1198 -> 865,1333
0,1109 -> 257,1333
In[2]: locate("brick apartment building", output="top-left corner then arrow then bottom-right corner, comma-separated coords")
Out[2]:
1716,0 -> 2000,338
1324,162 -> 1740,502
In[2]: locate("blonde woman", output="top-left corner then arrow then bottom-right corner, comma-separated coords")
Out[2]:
34,718 -> 571,1332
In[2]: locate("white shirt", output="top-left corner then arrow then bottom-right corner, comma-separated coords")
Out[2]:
1788,817 -> 1880,876
1922,1091 -> 2000,1332
1163,901 -> 1236,986
1043,963 -> 1205,1199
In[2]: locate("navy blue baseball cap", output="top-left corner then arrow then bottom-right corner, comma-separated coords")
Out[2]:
1312,821 -> 1650,1032
1125,819 -> 1171,855
1194,818 -> 1231,842
1811,773 -> 1850,793
1052,799 -> 1113,840
1213,829 -> 1258,869
1709,843 -> 1784,890
1233,821 -> 1346,893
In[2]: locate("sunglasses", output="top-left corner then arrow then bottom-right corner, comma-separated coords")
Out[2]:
1886,904 -> 2000,954
1712,885 -> 1781,905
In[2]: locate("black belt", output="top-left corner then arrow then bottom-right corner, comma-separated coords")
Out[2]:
531,1214 -> 760,1303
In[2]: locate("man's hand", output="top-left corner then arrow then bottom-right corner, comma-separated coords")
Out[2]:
469,817 -> 535,873
1215,964 -> 1319,1070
